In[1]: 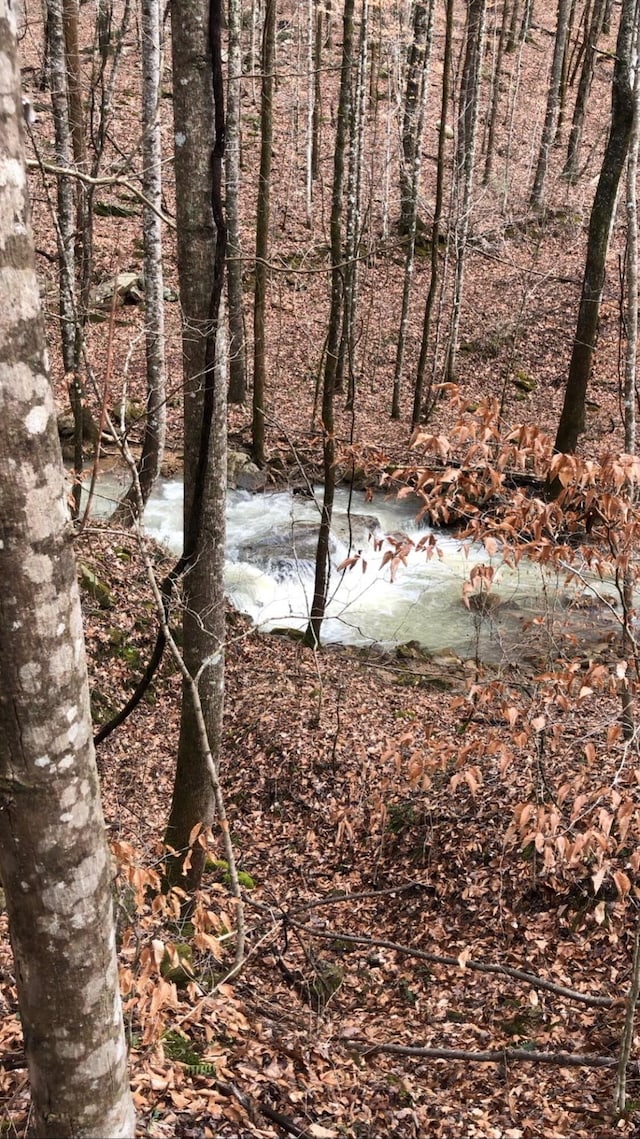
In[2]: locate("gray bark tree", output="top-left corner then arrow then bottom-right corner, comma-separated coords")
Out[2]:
0,7 -> 135,1133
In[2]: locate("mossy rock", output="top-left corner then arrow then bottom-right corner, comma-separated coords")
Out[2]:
160,943 -> 194,988
204,858 -> 256,890
78,562 -> 114,609
511,371 -> 537,393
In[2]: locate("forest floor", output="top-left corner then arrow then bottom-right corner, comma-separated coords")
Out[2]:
3,0 -> 640,1135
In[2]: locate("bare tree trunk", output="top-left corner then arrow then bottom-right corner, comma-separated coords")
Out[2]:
529,0 -> 571,210
392,0 -> 433,419
304,0 -> 355,649
399,0 -> 430,235
563,0 -> 607,180
0,10 -> 135,1132
412,0 -> 453,425
118,0 -> 166,518
337,0 -> 368,404
47,0 -> 83,512
613,921 -> 640,1114
554,0 -> 637,457
251,0 -> 276,466
165,0 -> 228,892
483,0 -> 511,185
445,0 -> 486,384
227,0 -> 247,403
311,0 -> 323,179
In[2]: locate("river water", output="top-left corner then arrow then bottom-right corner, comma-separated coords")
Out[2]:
85,474 -> 619,664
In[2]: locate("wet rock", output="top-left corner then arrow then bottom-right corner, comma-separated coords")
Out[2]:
227,449 -> 266,491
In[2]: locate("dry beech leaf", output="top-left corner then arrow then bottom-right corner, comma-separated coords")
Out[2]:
613,870 -> 631,898
594,901 -> 606,925
458,946 -> 472,969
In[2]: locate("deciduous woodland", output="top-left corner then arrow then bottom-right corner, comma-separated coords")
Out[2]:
5,0 -> 640,1133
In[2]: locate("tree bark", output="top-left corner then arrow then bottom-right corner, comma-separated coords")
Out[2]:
251,0 -> 276,465
412,0 -> 453,425
118,0 -> 166,518
530,0 -> 571,209
304,0 -> 355,648
165,0 -> 227,891
554,0 -> 637,456
226,0 -> 247,403
563,0 -> 607,180
0,9 -> 135,1133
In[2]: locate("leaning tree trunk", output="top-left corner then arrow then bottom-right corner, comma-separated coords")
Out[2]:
251,0 -> 276,466
164,0 -> 227,892
304,0 -> 355,649
0,9 -> 135,1133
554,0 -> 636,457
118,0 -> 166,519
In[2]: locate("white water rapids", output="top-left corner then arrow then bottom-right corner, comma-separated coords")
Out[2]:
89,473 -> 621,663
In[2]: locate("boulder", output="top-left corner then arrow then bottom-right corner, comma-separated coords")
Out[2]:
236,512 -> 381,572
227,449 -> 266,491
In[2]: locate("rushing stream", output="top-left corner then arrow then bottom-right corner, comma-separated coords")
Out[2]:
89,473 -> 621,663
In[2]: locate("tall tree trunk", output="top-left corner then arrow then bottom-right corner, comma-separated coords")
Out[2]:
118,0 -> 166,518
392,0 -> 433,418
399,0 -> 430,235
554,0 -> 637,457
48,0 -> 84,513
311,0 -> 323,179
251,0 -> 276,466
227,0 -> 247,403
483,0 -> 511,185
529,0 -> 571,210
164,0 -> 227,892
304,0 -> 355,648
445,0 -> 486,384
563,0 -> 607,180
0,9 -> 135,1132
412,0 -> 453,425
337,0 -> 368,403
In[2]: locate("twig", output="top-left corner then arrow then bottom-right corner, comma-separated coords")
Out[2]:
214,1078 -> 316,1138
287,919 -> 614,1008
25,158 -> 176,228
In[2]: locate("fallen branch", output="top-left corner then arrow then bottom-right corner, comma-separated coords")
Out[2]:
287,919 -> 614,1008
347,1039 -> 620,1069
215,1078 -> 316,1138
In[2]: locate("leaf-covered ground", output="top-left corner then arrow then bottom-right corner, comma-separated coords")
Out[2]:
3,0 -> 640,1133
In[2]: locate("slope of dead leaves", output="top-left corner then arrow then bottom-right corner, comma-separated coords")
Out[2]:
3,0 -> 640,1134
4,515 -> 640,1138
